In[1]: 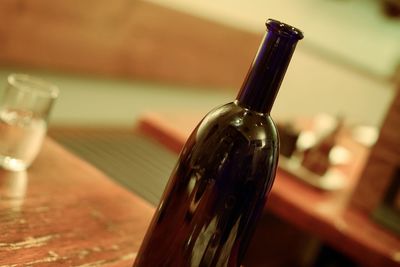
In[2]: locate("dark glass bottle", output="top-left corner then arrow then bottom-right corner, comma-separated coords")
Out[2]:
133,19 -> 303,267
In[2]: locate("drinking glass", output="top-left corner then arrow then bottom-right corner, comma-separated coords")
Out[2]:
0,74 -> 59,171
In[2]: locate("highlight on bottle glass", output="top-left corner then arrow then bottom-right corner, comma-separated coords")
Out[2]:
0,74 -> 59,171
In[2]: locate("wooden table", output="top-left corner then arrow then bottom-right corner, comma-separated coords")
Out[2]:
138,111 -> 400,267
1,117 -> 399,267
0,138 -> 154,266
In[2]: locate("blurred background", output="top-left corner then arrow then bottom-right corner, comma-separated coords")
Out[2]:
0,0 -> 399,266
0,0 -> 399,127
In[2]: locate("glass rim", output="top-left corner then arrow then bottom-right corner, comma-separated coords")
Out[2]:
7,73 -> 59,99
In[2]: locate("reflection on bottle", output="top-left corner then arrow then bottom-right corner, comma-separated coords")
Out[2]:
0,169 -> 28,210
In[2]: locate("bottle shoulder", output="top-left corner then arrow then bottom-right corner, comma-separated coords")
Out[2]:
195,102 -> 278,146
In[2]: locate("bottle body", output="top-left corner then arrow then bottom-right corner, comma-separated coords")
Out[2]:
134,102 -> 279,267
134,18 -> 303,267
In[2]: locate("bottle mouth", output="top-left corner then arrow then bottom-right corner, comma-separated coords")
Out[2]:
266,19 -> 304,40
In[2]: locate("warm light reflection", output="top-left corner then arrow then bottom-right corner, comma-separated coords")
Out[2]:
0,169 -> 28,210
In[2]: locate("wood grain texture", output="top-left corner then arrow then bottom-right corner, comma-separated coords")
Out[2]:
0,138 -> 154,266
352,88 -> 400,212
0,0 -> 260,88
137,111 -> 400,267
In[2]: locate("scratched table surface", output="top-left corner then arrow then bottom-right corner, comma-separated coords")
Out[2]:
0,138 -> 154,266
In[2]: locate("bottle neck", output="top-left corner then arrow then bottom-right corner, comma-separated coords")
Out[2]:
236,22 -> 302,114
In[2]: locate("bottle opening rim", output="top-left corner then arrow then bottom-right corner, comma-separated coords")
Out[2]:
266,19 -> 304,40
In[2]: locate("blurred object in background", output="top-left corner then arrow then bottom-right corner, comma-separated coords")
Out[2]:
300,116 -> 343,176
278,122 -> 300,158
0,0 -> 258,88
277,114 -> 353,191
150,0 -> 400,81
351,87 -> 400,236
373,168 -> 400,235
381,0 -> 400,18
351,125 -> 379,147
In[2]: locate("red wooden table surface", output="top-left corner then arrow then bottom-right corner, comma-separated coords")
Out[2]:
0,138 -> 154,266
